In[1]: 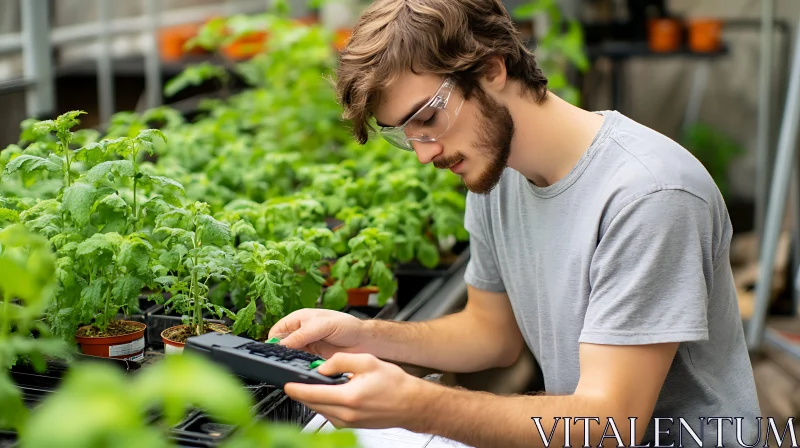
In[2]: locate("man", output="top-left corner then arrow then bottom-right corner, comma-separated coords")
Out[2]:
270,1 -> 762,446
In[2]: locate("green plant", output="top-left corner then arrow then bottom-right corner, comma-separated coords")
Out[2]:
153,202 -> 237,337
323,228 -> 397,310
232,238 -> 325,339
512,0 -> 589,105
0,224 -> 69,432
681,123 -> 745,199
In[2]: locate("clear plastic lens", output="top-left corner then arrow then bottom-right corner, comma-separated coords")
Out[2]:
379,77 -> 463,151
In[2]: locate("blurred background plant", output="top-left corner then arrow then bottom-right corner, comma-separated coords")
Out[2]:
680,122 -> 746,200
511,0 -> 590,106
19,353 -> 361,448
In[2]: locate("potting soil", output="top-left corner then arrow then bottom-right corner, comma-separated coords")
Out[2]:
76,320 -> 143,338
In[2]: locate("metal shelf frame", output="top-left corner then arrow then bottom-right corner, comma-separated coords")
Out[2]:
746,4 -> 800,361
0,0 -> 270,124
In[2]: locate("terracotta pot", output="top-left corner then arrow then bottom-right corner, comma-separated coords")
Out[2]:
688,19 -> 722,53
161,323 -> 230,355
158,23 -> 206,62
346,286 -> 381,307
76,321 -> 146,362
222,31 -> 268,60
648,18 -> 682,53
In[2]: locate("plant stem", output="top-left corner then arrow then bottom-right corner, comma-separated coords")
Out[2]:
131,145 -> 138,231
102,281 -> 113,329
1,292 -> 9,340
62,140 -> 72,188
191,268 -> 200,336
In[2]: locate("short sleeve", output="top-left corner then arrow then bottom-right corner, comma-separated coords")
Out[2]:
463,193 -> 506,293
580,189 -> 713,345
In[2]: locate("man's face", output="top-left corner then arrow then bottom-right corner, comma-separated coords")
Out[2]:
373,73 -> 514,194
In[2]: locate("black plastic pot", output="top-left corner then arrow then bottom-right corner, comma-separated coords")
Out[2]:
393,242 -> 470,309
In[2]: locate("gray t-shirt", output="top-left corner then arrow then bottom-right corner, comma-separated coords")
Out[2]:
463,110 -> 761,446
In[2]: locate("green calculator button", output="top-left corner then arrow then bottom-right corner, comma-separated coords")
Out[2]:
309,359 -> 325,369
266,337 -> 281,344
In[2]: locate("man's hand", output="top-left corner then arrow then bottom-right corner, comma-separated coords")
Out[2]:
283,353 -> 426,430
268,309 -> 365,359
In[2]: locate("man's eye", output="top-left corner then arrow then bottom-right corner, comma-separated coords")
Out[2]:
420,112 -> 437,127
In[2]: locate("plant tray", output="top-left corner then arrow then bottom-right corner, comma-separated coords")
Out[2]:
167,384 -> 315,447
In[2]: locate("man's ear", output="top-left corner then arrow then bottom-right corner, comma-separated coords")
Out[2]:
481,55 -> 507,93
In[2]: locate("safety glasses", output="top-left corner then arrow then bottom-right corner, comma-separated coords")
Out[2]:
378,77 -> 464,151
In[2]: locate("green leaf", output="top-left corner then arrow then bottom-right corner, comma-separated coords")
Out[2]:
164,62 -> 229,98
73,141 -> 109,165
155,208 -> 192,231
231,299 -> 257,335
76,232 -> 123,259
79,279 -> 108,321
0,258 -> 40,305
135,129 -> 167,156
85,160 -> 135,184
342,259 -> 367,289
118,235 -> 153,277
369,261 -> 394,288
196,214 -> 232,247
416,240 -> 440,269
2,154 -> 63,176
62,183 -> 114,227
145,175 -> 185,193
322,283 -> 347,310
298,273 -> 322,308
112,276 -> 146,310
0,208 -> 19,223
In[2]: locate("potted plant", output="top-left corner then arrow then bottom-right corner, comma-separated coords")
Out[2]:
322,227 -> 397,310
152,201 -> 237,354
3,112 -> 181,361
70,231 -> 153,361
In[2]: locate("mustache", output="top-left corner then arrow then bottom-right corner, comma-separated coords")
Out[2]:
433,152 -> 466,169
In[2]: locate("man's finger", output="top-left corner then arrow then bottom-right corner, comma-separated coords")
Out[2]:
293,401 -> 354,429
317,352 -> 379,376
284,382 -> 350,406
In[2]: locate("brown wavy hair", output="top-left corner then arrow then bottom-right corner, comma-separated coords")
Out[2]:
335,0 -> 549,144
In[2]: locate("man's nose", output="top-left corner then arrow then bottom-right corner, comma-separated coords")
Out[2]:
412,141 -> 443,165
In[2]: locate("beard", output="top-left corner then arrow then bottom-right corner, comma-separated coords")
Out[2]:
433,88 -> 514,195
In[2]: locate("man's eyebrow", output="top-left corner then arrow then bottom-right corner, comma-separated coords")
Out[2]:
376,97 -> 430,128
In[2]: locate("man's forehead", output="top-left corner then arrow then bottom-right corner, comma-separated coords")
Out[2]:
372,73 -> 443,127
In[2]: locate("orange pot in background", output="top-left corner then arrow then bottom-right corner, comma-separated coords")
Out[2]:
159,23 -> 206,61
222,31 -> 269,60
346,286 -> 380,307
688,19 -> 722,53
648,18 -> 682,53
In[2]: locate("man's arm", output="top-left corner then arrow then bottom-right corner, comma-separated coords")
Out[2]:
359,284 -> 525,373
412,341 -> 678,448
